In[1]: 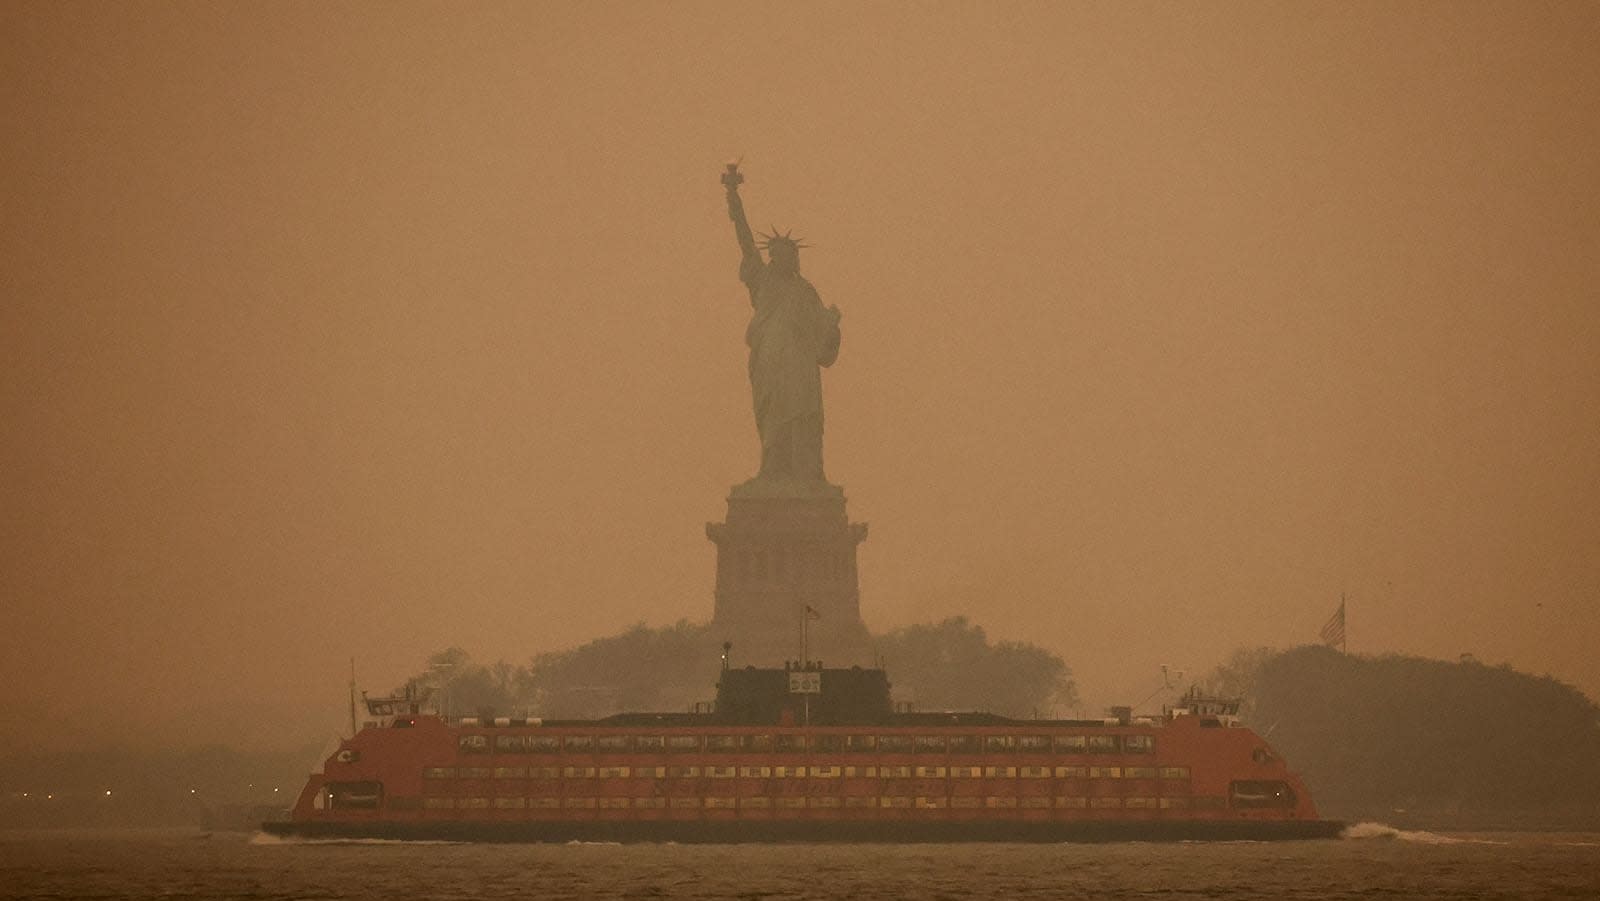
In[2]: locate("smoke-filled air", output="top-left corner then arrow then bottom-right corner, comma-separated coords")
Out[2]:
3,1 -> 1598,835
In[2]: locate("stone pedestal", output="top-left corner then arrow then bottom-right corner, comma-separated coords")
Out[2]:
706,483 -> 871,666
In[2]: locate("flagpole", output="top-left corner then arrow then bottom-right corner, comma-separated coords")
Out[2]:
1341,593 -> 1348,655
800,607 -> 809,728
801,608 -> 808,669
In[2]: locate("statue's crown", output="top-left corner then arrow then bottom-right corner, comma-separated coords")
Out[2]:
757,227 -> 810,252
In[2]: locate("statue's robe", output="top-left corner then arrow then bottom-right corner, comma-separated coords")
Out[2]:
741,255 -> 840,482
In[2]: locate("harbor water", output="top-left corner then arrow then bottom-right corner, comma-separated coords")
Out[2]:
2,825 -> 1598,900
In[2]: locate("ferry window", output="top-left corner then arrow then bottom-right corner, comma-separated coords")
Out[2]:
1229,780 -> 1296,809
775,734 -> 806,753
984,735 -> 1016,753
1089,766 -> 1122,779
812,734 -> 845,753
666,736 -> 701,753
947,736 -> 981,754
526,736 -> 560,753
1086,735 -> 1118,754
1159,797 -> 1190,809
1124,766 -> 1157,779
493,767 -> 527,779
1089,796 -> 1122,809
530,766 -> 560,779
742,734 -> 774,752
1159,766 -> 1190,779
1125,797 -> 1157,809
494,735 -> 525,754
878,735 -> 913,753
595,735 -> 631,752
459,735 -> 490,754
327,781 -> 382,810
705,735 -> 739,752
845,735 -> 877,752
1054,735 -> 1086,753
459,767 -> 492,778
422,767 -> 455,779
563,736 -> 594,752
635,735 -> 664,752
914,735 -> 946,753
1054,766 -> 1087,779
1017,735 -> 1050,752
1124,735 -> 1155,754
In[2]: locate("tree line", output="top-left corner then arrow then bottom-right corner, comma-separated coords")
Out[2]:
1205,645 -> 1600,826
401,616 -> 1078,722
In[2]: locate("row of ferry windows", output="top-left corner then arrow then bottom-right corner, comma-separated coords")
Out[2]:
419,796 -> 1213,810
461,734 -> 1156,755
426,765 -> 1190,780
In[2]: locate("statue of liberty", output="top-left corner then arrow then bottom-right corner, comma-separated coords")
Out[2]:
722,163 -> 842,493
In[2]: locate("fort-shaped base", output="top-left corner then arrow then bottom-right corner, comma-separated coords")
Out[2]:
707,486 -> 870,666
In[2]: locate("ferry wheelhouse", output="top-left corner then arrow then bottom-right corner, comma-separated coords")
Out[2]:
265,662 -> 1339,842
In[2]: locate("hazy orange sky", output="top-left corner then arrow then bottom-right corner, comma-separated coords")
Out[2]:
3,2 -> 1596,751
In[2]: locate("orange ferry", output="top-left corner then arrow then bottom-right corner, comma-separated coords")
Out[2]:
265,661 -> 1340,842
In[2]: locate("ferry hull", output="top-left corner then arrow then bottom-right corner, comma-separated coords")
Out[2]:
262,817 -> 1344,844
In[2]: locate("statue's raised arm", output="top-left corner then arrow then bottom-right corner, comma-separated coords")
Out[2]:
722,162 -> 763,294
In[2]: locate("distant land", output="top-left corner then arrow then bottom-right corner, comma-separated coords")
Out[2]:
1206,645 -> 1600,830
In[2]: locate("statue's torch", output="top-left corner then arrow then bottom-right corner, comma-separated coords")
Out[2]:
721,159 -> 744,192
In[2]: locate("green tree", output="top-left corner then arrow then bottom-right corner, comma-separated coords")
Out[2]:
875,617 -> 1078,717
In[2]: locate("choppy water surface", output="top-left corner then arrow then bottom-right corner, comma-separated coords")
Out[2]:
3,824 -> 1598,900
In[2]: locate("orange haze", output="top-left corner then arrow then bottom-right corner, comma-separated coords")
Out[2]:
3,1 -> 1597,751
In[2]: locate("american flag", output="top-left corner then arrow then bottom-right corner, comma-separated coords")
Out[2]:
1319,597 -> 1347,651
804,604 -> 822,621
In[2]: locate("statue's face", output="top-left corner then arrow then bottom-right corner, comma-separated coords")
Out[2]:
767,243 -> 799,275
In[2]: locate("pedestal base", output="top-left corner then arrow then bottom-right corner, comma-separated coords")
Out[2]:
706,484 -> 870,666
